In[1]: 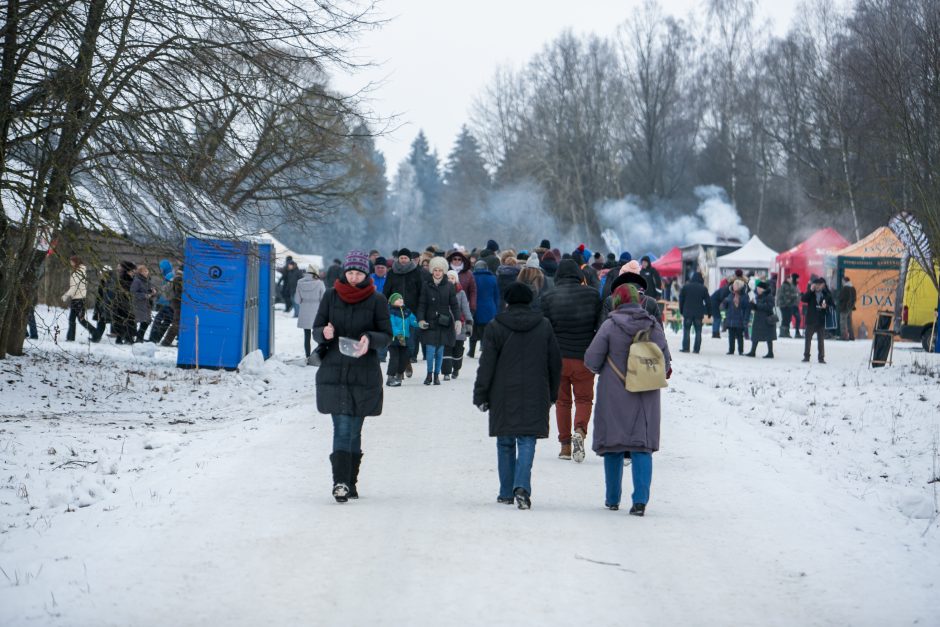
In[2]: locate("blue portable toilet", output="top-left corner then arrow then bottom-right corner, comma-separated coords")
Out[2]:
178,238 -> 261,370
257,243 -> 275,359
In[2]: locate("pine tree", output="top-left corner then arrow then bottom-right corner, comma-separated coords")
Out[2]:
442,126 -> 491,245
408,130 -> 443,220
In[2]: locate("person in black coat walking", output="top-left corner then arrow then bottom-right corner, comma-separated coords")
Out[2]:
313,250 -> 392,503
746,280 -> 777,358
639,256 -> 663,299
801,278 -> 834,363
679,271 -> 710,353
541,259 -> 603,461
416,256 -> 459,385
473,283 -> 562,509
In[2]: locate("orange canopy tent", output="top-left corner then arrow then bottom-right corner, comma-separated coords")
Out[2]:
826,227 -> 904,339
652,246 -> 682,279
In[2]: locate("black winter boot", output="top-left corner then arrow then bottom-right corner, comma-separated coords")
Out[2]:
330,451 -> 352,503
433,373 -> 441,385
349,453 -> 363,499
423,373 -> 432,385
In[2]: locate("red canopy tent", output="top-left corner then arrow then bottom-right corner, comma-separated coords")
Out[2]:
775,228 -> 851,292
652,246 -> 682,279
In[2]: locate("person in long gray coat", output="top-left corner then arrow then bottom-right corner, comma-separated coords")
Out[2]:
130,265 -> 155,343
295,265 -> 326,358
584,283 -> 672,517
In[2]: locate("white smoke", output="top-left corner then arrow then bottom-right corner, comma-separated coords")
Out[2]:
597,185 -> 749,255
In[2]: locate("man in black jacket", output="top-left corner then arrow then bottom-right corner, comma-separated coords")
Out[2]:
801,278 -> 834,363
836,275 -> 857,340
639,256 -> 663,299
541,259 -> 603,462
679,272 -> 710,353
383,248 -> 427,369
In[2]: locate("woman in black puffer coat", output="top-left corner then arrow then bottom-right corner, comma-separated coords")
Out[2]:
416,256 -> 459,386
746,280 -> 777,358
313,250 -> 392,503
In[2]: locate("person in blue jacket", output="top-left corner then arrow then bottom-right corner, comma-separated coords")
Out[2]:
721,279 -> 751,355
468,260 -> 499,358
387,292 -> 418,387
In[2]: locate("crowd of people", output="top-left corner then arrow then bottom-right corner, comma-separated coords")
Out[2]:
306,241 -> 671,515
42,238 -> 860,516
38,255 -> 184,347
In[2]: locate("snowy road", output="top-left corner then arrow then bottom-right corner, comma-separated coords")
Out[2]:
2,314 -> 940,625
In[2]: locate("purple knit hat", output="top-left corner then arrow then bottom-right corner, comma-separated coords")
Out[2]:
343,250 -> 370,274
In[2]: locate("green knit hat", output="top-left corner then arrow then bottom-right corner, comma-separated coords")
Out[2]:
389,292 -> 404,306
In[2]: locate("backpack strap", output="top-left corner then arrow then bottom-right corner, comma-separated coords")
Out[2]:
606,356 -> 626,383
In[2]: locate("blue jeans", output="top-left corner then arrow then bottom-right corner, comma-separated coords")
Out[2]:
425,345 -> 445,374
332,414 -> 364,453
711,312 -> 722,336
496,436 -> 536,498
603,452 -> 652,507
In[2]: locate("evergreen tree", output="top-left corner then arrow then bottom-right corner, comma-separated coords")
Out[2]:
442,126 -> 491,244
408,130 -> 443,220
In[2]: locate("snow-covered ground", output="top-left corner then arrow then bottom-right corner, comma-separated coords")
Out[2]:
2,305 -> 939,625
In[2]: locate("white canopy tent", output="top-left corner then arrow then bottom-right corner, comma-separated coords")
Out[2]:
255,232 -> 323,273
709,236 -> 779,291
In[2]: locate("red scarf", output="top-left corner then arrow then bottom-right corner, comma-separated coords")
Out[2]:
334,278 -> 375,304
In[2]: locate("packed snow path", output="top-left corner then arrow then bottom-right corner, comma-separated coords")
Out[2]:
2,313 -> 939,625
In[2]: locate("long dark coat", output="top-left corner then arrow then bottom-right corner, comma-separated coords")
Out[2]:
130,274 -> 153,323
313,281 -> 392,417
584,304 -> 672,454
750,290 -> 778,342
416,277 -> 459,347
473,306 -> 562,438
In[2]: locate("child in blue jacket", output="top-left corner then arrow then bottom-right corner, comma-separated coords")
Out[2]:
388,292 -> 418,387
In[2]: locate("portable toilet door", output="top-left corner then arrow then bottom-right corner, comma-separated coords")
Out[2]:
242,244 -> 260,357
178,238 -> 256,370
257,243 -> 275,359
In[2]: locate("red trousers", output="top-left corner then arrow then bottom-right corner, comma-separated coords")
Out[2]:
556,358 -> 596,443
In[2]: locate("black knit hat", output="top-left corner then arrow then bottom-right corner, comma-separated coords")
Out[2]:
539,239 -> 551,249
397,247 -> 412,258
503,282 -> 534,305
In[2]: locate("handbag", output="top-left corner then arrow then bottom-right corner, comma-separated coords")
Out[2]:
767,313 -> 780,325
306,342 -> 329,366
436,313 -> 452,327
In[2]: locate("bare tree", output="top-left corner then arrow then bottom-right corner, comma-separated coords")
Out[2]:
0,0 -> 381,357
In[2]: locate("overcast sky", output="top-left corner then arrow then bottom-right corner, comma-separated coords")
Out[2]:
334,0 -> 799,174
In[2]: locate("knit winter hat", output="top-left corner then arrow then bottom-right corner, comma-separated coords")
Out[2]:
620,260 -> 642,275
446,269 -> 459,282
397,247 -> 412,258
504,282 -> 534,305
429,256 -> 448,273
525,253 -> 541,269
612,283 -> 640,309
539,239 -> 551,249
486,239 -> 500,252
307,264 -> 319,275
620,252 -> 632,262
374,257 -> 387,267
343,250 -> 370,274
389,292 -> 404,306
474,260 -> 488,271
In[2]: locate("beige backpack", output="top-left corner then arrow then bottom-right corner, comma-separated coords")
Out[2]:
606,328 -> 668,392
